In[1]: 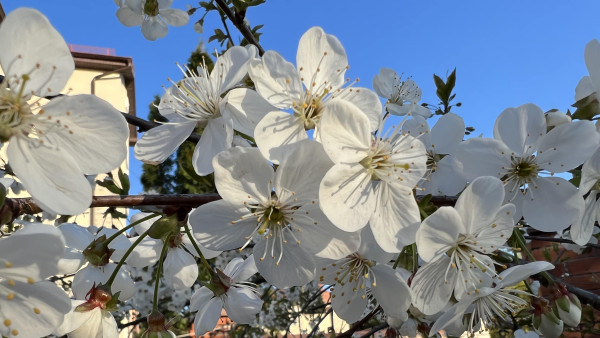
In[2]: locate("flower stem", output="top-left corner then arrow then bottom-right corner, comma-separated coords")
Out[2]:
106,230 -> 149,288
153,238 -> 170,312
183,222 -> 212,271
104,212 -> 160,246
512,227 -> 555,286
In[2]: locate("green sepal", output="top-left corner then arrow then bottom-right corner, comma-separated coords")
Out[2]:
148,214 -> 180,240
569,293 -> 582,310
82,235 -> 114,266
105,291 -> 121,311
533,313 -> 542,328
572,93 -> 600,120
544,310 -> 562,325
556,295 -> 571,313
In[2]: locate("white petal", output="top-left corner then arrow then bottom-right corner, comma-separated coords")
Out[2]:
425,155 -> 467,196
493,104 -> 545,156
455,137 -> 512,181
8,137 -> 91,215
431,113 -> 465,155
192,117 -> 233,176
116,6 -> 143,26
59,223 -> 94,251
159,8 -> 189,26
499,261 -> 554,287
131,212 -> 161,235
213,146 -> 273,205
372,67 -> 397,98
572,192 -> 600,246
253,237 -> 315,288
331,278 -> 366,323
410,256 -> 456,315
194,297 -> 223,335
55,301 -> 94,336
334,87 -> 382,132
183,236 -> 222,260
57,247 -> 86,275
296,27 -> 347,91
417,207 -> 464,262
225,256 -> 257,283
190,287 -> 214,312
190,200 -> 257,251
319,100 -> 371,163
523,177 -> 582,232
224,88 -> 276,136
580,147 -> 600,194
0,223 -> 65,281
293,204 -> 360,259
223,287 -> 262,324
371,265 -> 411,319
0,8 -> 73,96
370,183 -> 420,252
142,17 -> 168,41
248,52 -> 302,109
163,248 -> 198,289
41,95 -> 128,174
536,120 -> 600,172
429,296 -> 475,336
72,264 -> 134,300
134,121 -> 196,164
0,280 -> 70,337
100,311 -> 119,338
585,39 -> 600,97
125,236 -> 161,268
454,176 -> 505,235
402,115 -> 431,148
275,140 -> 332,204
319,163 -> 374,232
254,110 -> 307,164
575,76 -> 595,102
211,46 -> 252,93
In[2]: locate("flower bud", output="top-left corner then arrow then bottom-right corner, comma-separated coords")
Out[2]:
82,235 -> 115,266
75,283 -> 120,312
532,298 -> 563,338
545,110 -> 571,127
550,283 -> 582,327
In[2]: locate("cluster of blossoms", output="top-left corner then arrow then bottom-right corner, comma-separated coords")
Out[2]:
2,4 -> 600,338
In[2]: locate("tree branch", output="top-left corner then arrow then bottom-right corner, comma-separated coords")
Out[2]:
336,307 -> 380,338
213,0 -> 265,56
524,235 -> 600,249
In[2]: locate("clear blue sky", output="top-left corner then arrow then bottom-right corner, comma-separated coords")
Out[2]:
3,1 -> 600,195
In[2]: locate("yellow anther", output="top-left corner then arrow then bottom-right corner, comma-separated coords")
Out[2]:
4,262 -> 12,268
6,293 -> 14,300
27,278 -> 34,284
4,319 -> 10,326
7,280 -> 14,286
33,308 -> 40,314
11,329 -> 18,336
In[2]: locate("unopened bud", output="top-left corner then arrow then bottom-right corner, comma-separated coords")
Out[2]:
148,214 -> 180,240
550,283 -> 582,327
532,298 -> 563,338
545,110 -> 571,128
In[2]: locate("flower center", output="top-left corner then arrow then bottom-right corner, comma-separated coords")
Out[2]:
360,139 -> 410,181
143,0 -> 160,17
0,76 -> 35,142
293,90 -> 326,130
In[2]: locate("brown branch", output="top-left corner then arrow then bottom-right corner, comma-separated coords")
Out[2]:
524,235 -> 600,249
213,0 -> 265,56
3,193 -> 222,218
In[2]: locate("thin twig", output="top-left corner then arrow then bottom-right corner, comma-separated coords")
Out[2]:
213,0 -> 265,55
307,307 -> 333,337
336,307 -> 380,338
524,235 -> 600,249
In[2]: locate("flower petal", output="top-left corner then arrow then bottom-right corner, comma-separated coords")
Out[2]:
585,39 -> 600,98
224,88 -> 276,136
159,8 -> 189,27
417,207 -> 463,262
142,17 -> 168,41
319,100 -> 371,163
0,8 -> 73,96
254,110 -> 307,164
253,237 -> 315,288
371,264 -> 411,319
411,256 -> 456,315
248,51 -> 302,109
493,104 -> 545,156
431,113 -> 465,155
116,6 -> 143,26
296,27 -> 347,91
334,87 -> 382,132
194,297 -> 223,335
163,248 -> 198,290
134,121 -> 196,165
223,287 -> 262,324
454,176 -> 506,235
192,116 -> 233,176
455,137 -> 512,181
523,177 -> 582,232
190,287 -> 214,312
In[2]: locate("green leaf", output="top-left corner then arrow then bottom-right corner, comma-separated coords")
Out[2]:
117,168 -> 130,195
95,179 -> 123,195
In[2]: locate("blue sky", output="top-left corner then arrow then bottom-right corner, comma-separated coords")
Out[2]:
3,1 -> 600,195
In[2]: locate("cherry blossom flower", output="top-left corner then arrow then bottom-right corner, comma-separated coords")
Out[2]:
402,113 -> 466,195
572,146 -> 600,245
190,256 -> 262,335
429,261 -> 554,336
372,68 -> 432,118
0,223 -> 71,337
317,227 -> 411,323
116,0 -> 189,41
0,8 -> 129,215
233,26 -> 382,163
191,141 -> 359,288
318,100 -> 427,252
411,176 -> 516,315
575,39 -> 600,103
134,46 -> 256,175
456,103 -> 599,232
